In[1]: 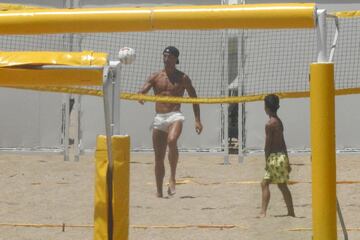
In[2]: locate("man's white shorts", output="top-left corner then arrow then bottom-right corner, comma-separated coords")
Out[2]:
152,111 -> 185,133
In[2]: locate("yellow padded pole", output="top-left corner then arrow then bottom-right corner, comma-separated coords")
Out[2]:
112,136 -> 130,240
94,135 -> 130,240
94,136 -> 109,240
0,3 -> 316,34
310,63 -> 337,240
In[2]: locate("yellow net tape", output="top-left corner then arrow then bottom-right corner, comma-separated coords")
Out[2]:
334,10 -> 360,18
3,87 -> 360,104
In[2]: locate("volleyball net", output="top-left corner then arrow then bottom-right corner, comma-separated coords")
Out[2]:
0,6 -> 359,104
0,3 -> 347,240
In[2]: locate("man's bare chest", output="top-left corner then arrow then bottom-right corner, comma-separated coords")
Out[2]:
154,76 -> 185,92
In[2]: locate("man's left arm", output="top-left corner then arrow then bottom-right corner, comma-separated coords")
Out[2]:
184,75 -> 203,134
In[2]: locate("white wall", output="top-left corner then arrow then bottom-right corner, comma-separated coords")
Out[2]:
0,88 -> 62,149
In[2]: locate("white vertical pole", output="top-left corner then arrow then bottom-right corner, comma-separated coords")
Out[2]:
317,9 -> 328,63
327,15 -> 339,63
238,0 -> 246,164
70,0 -> 82,162
223,104 -> 230,164
63,0 -> 82,161
61,0 -> 73,162
222,0 -> 240,165
110,61 -> 122,135
62,94 -> 70,161
73,95 -> 81,161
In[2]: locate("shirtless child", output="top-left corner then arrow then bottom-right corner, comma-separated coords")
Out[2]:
258,94 -> 295,217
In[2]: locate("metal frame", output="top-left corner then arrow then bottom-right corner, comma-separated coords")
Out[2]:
102,60 -> 122,240
34,61 -> 122,161
316,9 -> 328,63
238,0 -> 246,164
61,94 -> 70,161
322,11 -> 348,240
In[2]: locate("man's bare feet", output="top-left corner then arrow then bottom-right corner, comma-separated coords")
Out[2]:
256,212 -> 266,218
167,179 -> 176,196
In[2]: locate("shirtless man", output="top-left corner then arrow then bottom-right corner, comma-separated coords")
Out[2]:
258,94 -> 295,217
138,46 -> 203,198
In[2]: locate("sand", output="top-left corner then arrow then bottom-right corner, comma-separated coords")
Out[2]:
0,152 -> 359,240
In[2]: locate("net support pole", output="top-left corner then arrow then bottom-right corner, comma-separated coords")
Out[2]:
94,135 -> 130,240
316,9 -> 328,62
311,9 -> 337,240
102,65 -> 114,240
110,60 -> 122,135
310,62 -> 337,240
95,63 -> 129,240
223,105 -> 230,164
73,95 -> 81,161
222,0 -> 241,165
238,0 -> 246,163
62,94 -> 70,161
227,0 -> 246,164
69,0 -> 83,162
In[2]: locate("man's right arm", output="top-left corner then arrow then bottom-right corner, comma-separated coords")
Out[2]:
137,73 -> 156,104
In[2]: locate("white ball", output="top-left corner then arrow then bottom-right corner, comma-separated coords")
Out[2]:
118,47 -> 136,64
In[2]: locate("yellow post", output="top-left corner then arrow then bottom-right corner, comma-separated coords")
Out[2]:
112,136 -> 130,240
94,135 -> 130,240
310,63 -> 337,240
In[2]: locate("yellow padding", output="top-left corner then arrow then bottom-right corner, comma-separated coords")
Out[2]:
152,3 -> 316,30
94,136 -> 109,240
94,135 -> 130,240
112,136 -> 130,240
0,3 -> 47,11
0,51 -> 107,67
310,63 -> 337,240
0,68 -> 103,86
0,4 -> 315,35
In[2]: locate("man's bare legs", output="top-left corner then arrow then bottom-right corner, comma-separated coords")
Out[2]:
167,121 -> 183,196
278,183 -> 295,217
258,180 -> 271,218
152,129 -> 167,198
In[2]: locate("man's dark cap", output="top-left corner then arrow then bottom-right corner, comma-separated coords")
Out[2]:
163,46 -> 180,64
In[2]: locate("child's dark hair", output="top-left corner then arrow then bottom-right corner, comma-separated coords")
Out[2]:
264,94 -> 280,113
